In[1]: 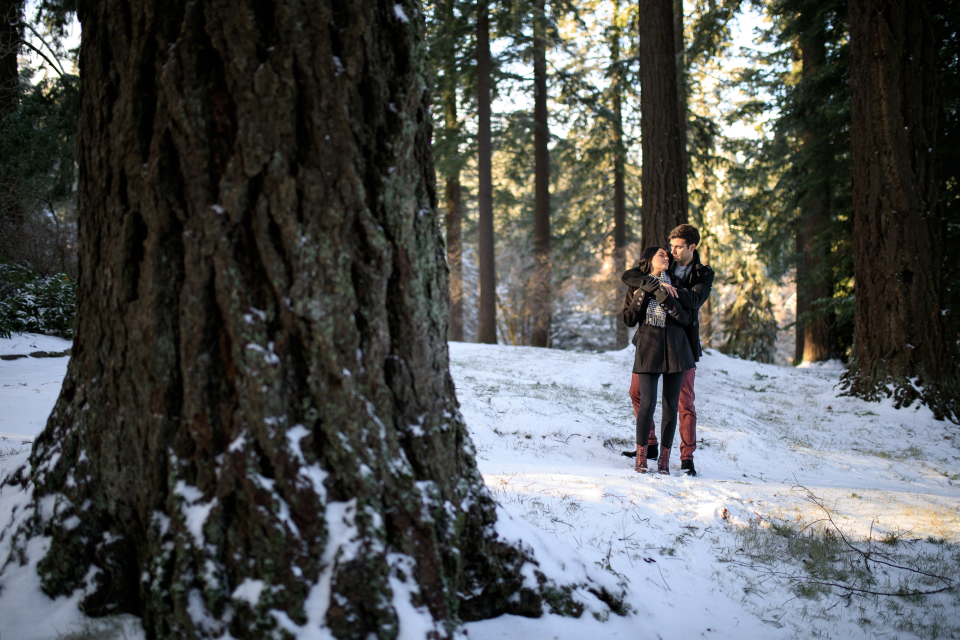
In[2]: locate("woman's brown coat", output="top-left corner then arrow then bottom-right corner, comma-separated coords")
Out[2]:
622,283 -> 695,374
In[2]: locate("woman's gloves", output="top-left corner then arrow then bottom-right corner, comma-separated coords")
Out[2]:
634,276 -> 661,294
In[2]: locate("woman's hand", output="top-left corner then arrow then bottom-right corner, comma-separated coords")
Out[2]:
660,284 -> 678,298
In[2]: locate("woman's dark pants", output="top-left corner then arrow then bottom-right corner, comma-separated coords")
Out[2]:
635,372 -> 685,450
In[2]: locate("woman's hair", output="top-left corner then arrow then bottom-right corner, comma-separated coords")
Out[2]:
637,246 -> 666,275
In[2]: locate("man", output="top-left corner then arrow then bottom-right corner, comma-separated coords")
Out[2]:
621,224 -> 714,476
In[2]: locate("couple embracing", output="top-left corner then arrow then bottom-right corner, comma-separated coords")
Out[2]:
620,224 -> 714,476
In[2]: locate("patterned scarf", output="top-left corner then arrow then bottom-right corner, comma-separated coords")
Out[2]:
644,271 -> 672,327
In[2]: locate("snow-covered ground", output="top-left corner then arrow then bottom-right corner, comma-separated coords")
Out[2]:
1,334 -> 957,639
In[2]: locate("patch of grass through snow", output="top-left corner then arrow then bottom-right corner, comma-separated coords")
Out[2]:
715,510 -> 960,639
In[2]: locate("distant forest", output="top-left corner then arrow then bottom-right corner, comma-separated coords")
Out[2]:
0,0 -> 957,418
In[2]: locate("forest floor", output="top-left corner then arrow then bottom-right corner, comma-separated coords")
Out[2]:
0,335 -> 958,639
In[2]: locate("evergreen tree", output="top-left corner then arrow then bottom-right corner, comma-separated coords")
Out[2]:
724,0 -> 853,363
843,0 -> 959,421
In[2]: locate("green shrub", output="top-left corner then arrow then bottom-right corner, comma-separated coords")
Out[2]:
0,262 -> 76,339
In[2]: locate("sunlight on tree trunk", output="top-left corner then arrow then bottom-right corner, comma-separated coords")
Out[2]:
800,23 -> 834,363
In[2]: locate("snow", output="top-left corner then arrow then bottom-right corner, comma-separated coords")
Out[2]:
231,578 -> 266,606
393,4 -> 410,23
0,332 -> 958,639
174,480 -> 218,547
0,333 -> 71,441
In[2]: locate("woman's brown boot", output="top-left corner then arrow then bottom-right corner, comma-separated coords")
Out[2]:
635,445 -> 648,473
658,447 -> 671,475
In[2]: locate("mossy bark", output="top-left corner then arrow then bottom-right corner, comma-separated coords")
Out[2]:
1,1 -> 624,637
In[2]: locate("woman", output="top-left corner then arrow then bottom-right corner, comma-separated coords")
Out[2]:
621,247 -> 695,474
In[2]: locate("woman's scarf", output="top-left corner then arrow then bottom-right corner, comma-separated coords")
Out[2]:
644,271 -> 672,327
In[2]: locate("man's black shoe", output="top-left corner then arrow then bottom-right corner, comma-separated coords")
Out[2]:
647,444 -> 659,460
621,449 -> 636,458
681,460 -> 697,476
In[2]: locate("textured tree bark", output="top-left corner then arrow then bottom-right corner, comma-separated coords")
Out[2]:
530,0 -> 551,348
800,28 -> 835,363
476,1 -> 497,344
611,0 -> 628,350
1,1 -> 624,637
639,0 -> 687,248
845,0 -> 959,420
443,4 -> 464,342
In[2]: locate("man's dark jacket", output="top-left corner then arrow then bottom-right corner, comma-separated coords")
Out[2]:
621,250 -> 714,362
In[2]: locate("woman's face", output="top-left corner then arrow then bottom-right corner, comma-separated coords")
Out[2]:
651,248 -> 670,274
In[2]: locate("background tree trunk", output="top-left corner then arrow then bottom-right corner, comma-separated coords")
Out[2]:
800,27 -> 835,363
443,0 -> 464,342
4,1 -> 623,636
531,0 -> 551,347
639,0 -> 687,248
612,18 -> 628,350
0,0 -> 17,116
477,1 -> 497,344
0,0 -> 22,261
845,0 -> 959,420
674,0 -> 688,195
794,228 -> 806,363
446,172 -> 464,341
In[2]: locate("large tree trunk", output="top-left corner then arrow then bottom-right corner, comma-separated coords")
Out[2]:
530,0 -> 551,347
443,0 -> 464,343
845,0 -> 959,420
638,0 -> 687,248
800,28 -> 835,363
476,1 -> 497,344
1,1 -> 623,636
611,0 -> 628,350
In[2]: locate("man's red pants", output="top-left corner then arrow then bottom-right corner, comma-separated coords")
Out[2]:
629,368 -> 697,460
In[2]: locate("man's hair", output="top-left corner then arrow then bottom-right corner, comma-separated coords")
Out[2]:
669,224 -> 700,247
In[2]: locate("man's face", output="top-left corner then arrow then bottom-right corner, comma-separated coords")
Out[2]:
670,238 -> 696,266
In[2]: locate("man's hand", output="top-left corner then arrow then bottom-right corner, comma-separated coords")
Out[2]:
661,284 -> 678,298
